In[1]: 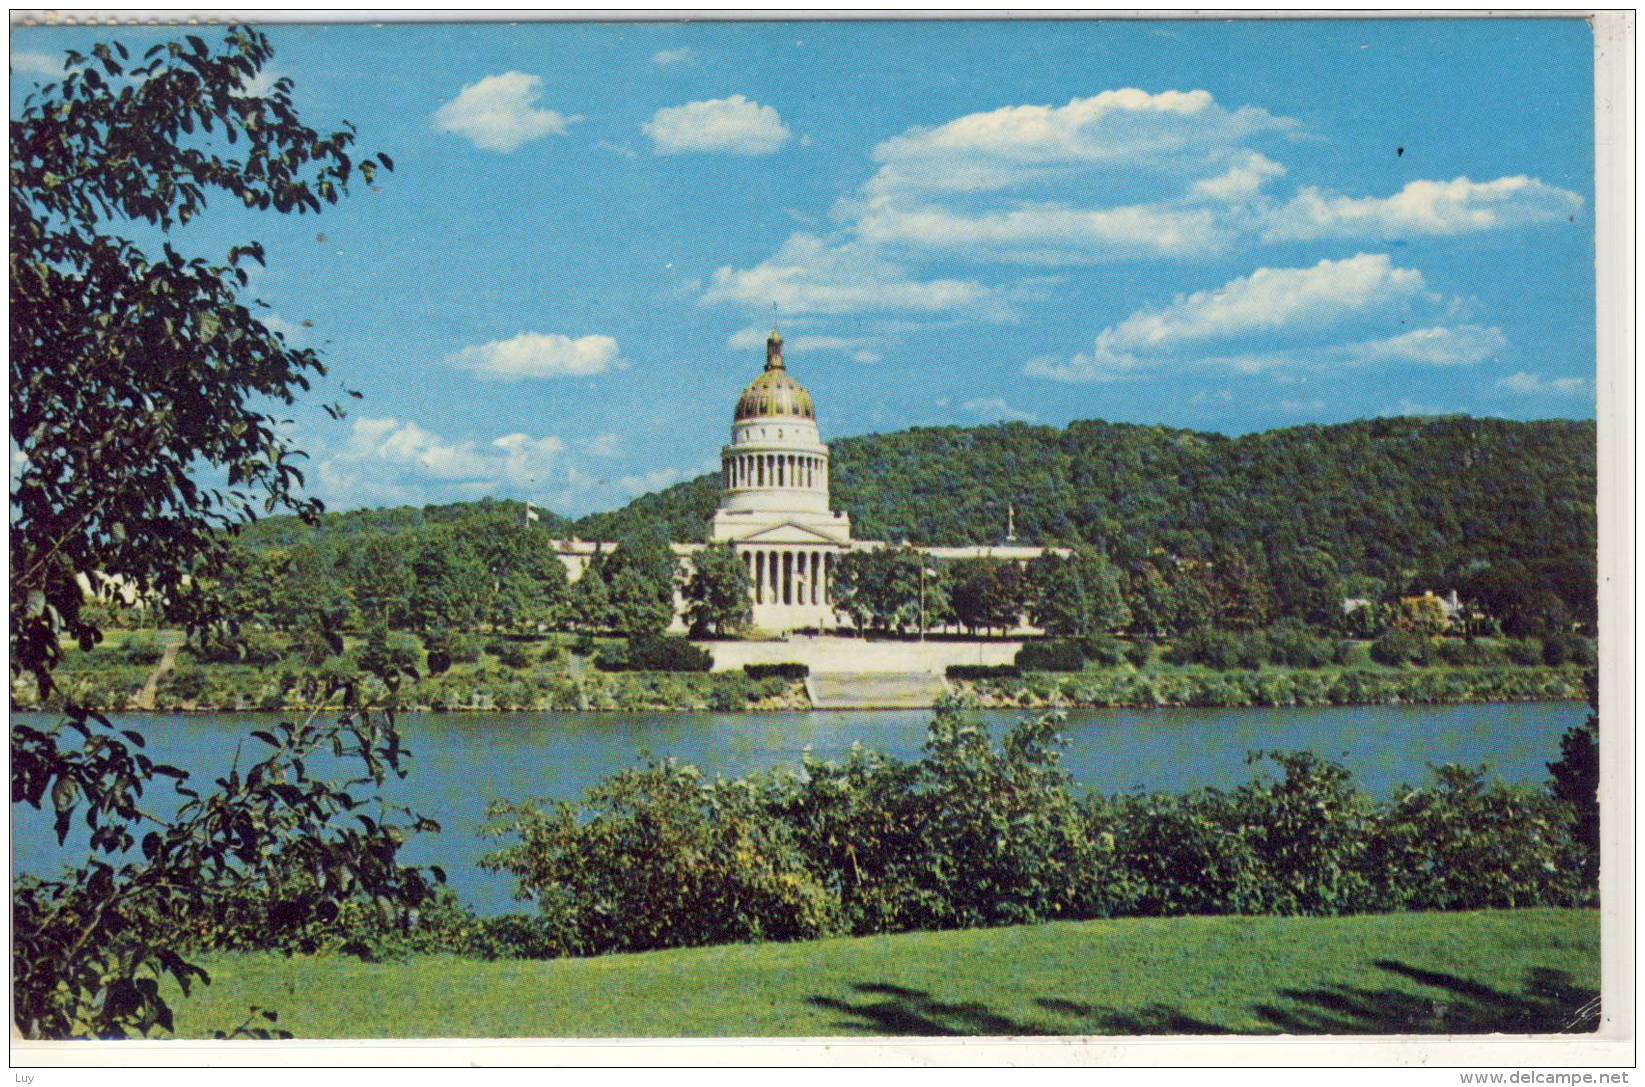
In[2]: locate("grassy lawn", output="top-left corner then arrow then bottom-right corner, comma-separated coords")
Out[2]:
165,908 -> 1598,1039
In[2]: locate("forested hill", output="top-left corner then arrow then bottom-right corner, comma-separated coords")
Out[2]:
571,416 -> 1596,589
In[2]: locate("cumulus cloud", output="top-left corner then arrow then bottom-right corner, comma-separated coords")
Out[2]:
1350,324 -> 1507,367
1190,151 -> 1288,201
1023,254 -> 1474,383
702,234 -> 993,316
449,332 -> 625,380
1264,175 -> 1584,241
1098,254 -> 1424,356
434,72 -> 576,153
869,88 -> 1296,195
650,47 -> 695,66
643,95 -> 791,156
1495,371 -> 1591,397
854,199 -> 1224,262
963,397 -> 1037,423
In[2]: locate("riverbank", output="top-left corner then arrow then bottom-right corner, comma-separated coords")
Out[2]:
152,908 -> 1597,1038
14,656 -> 1587,713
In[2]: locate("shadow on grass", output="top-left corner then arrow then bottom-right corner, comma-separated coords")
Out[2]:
808,962 -> 1599,1038
1253,961 -> 1601,1035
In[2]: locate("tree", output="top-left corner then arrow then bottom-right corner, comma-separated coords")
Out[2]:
682,543 -> 752,637
1165,558 -> 1216,634
950,558 -> 1028,636
1214,547 -> 1272,630
568,561 -> 614,634
1548,670 -> 1600,884
406,530 -> 488,633
1126,560 -> 1173,638
1027,548 -> 1131,638
350,534 -> 413,628
9,27 -> 436,1038
1272,546 -> 1342,629
471,516 -> 570,632
600,528 -> 678,636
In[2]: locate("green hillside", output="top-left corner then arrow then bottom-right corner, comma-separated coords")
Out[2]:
163,908 -> 1598,1039
575,415 -> 1595,592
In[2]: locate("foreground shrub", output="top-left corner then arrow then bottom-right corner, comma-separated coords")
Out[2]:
481,760 -> 839,954
473,699 -> 1596,960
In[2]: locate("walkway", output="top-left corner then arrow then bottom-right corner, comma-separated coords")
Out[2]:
805,672 -> 952,710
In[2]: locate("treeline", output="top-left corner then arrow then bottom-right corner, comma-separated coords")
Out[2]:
146,415 -> 1594,647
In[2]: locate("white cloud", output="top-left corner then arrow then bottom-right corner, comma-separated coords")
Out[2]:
852,349 -> 883,365
449,332 -> 625,380
643,95 -> 791,156
650,47 -> 695,66
854,199 -> 1224,262
1350,324 -> 1507,367
1022,255 -> 1485,384
578,433 -> 625,458
1277,397 -> 1327,413
1265,175 -> 1584,241
11,50 -> 67,78
1495,371 -> 1591,397
702,234 -> 994,316
1190,388 -> 1234,404
869,88 -> 1295,195
728,325 -> 869,354
617,467 -> 689,496
433,72 -> 576,153
963,397 -> 1037,423
1098,253 -> 1424,357
1190,151 -> 1287,201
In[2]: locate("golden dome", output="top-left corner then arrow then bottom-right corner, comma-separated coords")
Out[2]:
734,331 -> 816,422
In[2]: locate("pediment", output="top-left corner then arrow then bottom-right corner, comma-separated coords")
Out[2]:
731,520 -> 848,546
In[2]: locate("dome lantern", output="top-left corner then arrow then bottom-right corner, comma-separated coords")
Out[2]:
734,330 -> 815,422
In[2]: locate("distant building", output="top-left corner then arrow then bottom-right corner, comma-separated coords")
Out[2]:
551,331 -> 1061,633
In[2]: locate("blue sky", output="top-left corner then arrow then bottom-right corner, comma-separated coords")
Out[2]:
12,19 -> 1596,516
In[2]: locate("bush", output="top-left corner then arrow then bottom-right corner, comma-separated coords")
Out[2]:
1542,633 -> 1595,668
1370,629 -> 1424,666
1165,628 -> 1264,670
493,641 -> 530,669
1123,639 -> 1153,669
946,664 -> 1019,680
597,635 -> 713,673
116,632 -> 166,666
572,633 -> 598,657
422,627 -> 453,675
1503,638 -> 1544,666
744,662 -> 809,681
476,705 -> 1596,961
1265,623 -> 1333,668
1078,635 -> 1128,667
1015,639 -> 1085,672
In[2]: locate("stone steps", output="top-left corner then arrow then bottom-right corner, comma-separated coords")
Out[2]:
805,672 -> 951,710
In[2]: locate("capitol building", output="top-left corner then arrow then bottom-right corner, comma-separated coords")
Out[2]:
551,330 -> 1052,634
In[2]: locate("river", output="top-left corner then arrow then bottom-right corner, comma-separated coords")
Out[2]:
10,702 -> 1584,914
